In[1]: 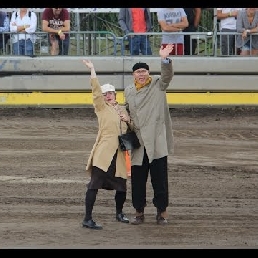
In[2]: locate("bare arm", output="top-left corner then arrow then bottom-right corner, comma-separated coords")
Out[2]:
159,16 -> 188,32
82,60 -> 96,78
193,8 -> 202,28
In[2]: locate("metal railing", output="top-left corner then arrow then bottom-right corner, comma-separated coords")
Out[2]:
1,30 -> 258,57
1,31 -> 118,56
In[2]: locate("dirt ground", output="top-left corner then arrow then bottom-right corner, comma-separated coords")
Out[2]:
0,107 -> 258,249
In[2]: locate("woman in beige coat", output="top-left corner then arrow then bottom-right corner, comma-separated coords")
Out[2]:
81,60 -> 132,230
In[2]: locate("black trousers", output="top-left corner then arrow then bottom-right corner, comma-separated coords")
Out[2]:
184,26 -> 198,55
131,148 -> 169,214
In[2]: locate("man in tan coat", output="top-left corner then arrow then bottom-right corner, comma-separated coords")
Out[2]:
124,44 -> 174,225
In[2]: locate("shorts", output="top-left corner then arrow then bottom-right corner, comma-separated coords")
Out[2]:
162,43 -> 184,55
241,40 -> 251,51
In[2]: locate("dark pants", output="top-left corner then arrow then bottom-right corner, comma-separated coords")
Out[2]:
128,35 -> 152,55
184,26 -> 198,55
220,28 -> 237,56
131,148 -> 169,214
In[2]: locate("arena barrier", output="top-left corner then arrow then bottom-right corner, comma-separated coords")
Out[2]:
0,56 -> 258,107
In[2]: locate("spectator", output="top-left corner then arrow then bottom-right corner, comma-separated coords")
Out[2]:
217,8 -> 243,55
9,8 -> 37,56
157,8 -> 188,55
0,11 -> 10,53
42,8 -> 70,55
118,8 -> 152,55
183,8 -> 202,55
236,8 -> 258,56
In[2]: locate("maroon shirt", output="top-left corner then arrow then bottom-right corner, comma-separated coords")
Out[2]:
42,8 -> 70,37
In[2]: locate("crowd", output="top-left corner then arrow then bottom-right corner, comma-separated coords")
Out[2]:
1,8 -> 258,56
0,8 -> 70,56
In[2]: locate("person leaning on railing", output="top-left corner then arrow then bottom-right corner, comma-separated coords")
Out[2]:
217,8 -> 243,56
41,8 -> 70,55
236,8 -> 258,56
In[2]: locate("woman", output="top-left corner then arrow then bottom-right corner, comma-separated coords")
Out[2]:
9,8 -> 37,56
81,59 -> 132,230
236,8 -> 258,56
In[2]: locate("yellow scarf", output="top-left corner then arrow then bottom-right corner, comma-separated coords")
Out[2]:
134,77 -> 152,91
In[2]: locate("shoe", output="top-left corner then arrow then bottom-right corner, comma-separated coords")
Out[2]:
131,214 -> 145,225
116,213 -> 130,223
156,214 -> 168,225
82,219 -> 103,230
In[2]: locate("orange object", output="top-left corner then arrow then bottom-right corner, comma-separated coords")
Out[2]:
125,151 -> 131,177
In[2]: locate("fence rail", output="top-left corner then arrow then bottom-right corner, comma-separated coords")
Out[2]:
2,30 -> 258,57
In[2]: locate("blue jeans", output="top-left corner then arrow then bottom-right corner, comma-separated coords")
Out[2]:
128,35 -> 152,55
58,37 -> 69,55
12,39 -> 33,56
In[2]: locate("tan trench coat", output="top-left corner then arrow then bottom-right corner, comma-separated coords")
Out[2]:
124,61 -> 174,166
85,78 -> 130,180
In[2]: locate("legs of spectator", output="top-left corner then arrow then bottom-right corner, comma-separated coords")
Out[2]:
184,34 -> 191,55
24,39 -> 33,56
140,35 -> 152,55
162,43 -> 184,56
250,49 -> 258,55
240,41 -> 251,56
58,37 -> 70,55
192,39 -> 197,55
129,36 -> 140,55
12,41 -> 21,55
49,36 -> 59,55
221,29 -> 236,55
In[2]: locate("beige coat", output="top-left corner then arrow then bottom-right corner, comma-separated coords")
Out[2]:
86,78 -> 130,179
124,62 -> 174,166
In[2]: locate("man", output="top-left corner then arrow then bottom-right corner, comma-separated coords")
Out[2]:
124,44 -> 174,225
183,8 -> 202,55
118,8 -> 152,55
0,11 -> 10,53
217,8 -> 243,55
42,8 -> 70,55
157,8 -> 188,55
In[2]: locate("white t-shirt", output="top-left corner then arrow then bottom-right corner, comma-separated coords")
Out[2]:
157,8 -> 186,44
217,8 -> 244,30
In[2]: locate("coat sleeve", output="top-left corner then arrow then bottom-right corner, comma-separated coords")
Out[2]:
91,78 -> 106,112
159,61 -> 174,91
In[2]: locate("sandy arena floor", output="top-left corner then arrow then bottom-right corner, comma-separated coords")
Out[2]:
0,107 -> 257,249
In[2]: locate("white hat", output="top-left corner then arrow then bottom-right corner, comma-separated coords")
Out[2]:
101,83 -> 116,94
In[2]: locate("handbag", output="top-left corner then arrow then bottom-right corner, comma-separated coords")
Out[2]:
118,121 -> 140,151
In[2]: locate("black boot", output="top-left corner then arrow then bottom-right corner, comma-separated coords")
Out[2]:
116,212 -> 130,223
82,218 -> 103,230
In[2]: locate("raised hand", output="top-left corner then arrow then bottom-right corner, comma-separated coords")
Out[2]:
159,44 -> 174,59
82,59 -> 94,70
